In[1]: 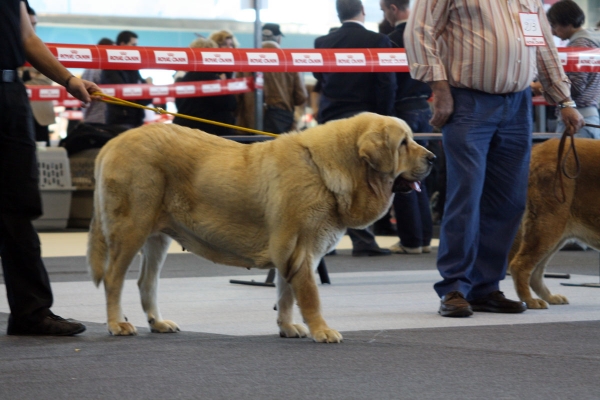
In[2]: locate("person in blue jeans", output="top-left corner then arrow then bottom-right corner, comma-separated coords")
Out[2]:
381,0 -> 433,255
405,0 -> 584,318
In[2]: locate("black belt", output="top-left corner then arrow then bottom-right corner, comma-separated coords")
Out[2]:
1,70 -> 18,83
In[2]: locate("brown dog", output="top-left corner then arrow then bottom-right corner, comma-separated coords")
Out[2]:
509,138 -> 600,309
88,113 -> 434,341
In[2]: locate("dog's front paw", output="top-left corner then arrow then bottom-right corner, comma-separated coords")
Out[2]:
311,328 -> 343,343
150,319 -> 180,333
108,321 -> 138,336
279,323 -> 309,338
546,294 -> 569,305
525,298 -> 548,309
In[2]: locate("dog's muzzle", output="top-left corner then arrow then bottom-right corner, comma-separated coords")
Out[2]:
392,177 -> 421,193
392,153 -> 436,194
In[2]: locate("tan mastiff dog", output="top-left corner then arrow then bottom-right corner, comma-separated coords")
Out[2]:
509,138 -> 600,309
88,112 -> 434,341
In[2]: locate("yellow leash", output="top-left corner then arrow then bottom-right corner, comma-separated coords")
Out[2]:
93,92 -> 279,138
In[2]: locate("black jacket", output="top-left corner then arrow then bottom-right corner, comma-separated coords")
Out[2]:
100,69 -> 151,127
388,23 -> 431,109
314,22 -> 396,123
173,71 -> 237,136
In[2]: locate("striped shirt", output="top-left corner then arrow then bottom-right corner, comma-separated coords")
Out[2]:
566,30 -> 600,108
404,0 -> 571,103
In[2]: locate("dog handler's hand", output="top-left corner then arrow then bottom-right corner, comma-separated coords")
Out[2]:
560,107 -> 585,135
64,76 -> 101,106
428,80 -> 454,129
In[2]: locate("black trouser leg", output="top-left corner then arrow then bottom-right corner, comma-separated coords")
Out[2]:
0,213 -> 53,321
347,228 -> 379,251
394,184 -> 432,248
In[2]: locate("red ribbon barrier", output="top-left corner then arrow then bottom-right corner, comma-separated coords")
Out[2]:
26,77 -> 255,102
45,44 -> 410,72
43,44 -> 600,73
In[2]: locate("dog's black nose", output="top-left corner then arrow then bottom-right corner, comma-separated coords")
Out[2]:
427,154 -> 436,165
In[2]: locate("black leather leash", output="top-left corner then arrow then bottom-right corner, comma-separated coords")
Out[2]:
552,123 -> 600,203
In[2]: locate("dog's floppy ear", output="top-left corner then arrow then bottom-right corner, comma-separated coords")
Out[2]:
358,130 -> 397,174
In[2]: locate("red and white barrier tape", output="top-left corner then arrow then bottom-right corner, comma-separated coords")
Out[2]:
26,77 -> 255,103
42,44 -> 600,73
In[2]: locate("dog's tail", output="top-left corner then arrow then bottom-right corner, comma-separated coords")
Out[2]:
87,213 -> 108,287
87,158 -> 108,286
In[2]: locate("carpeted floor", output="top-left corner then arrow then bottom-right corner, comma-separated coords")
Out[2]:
1,242 -> 599,399
1,314 -> 599,399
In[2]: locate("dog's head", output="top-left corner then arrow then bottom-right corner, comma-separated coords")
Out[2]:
357,114 -> 435,193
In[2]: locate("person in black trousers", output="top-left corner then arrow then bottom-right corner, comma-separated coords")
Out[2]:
0,0 -> 100,335
314,0 -> 397,257
381,0 -> 434,254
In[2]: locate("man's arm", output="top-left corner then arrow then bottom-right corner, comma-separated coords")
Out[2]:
428,80 -> 453,129
404,0 -> 450,83
404,0 -> 453,128
19,1 -> 99,103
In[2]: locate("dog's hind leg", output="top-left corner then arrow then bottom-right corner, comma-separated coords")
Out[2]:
529,243 -> 569,306
138,233 -> 180,333
104,231 -> 149,336
510,219 -> 567,309
276,271 -> 309,339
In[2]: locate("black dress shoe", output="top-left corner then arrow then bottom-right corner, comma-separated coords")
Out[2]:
351,248 -> 392,257
439,291 -> 473,317
470,291 -> 526,313
7,313 -> 86,336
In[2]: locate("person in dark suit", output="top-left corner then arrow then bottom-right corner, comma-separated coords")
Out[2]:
173,37 -> 237,136
314,0 -> 396,257
100,30 -> 151,130
380,0 -> 434,255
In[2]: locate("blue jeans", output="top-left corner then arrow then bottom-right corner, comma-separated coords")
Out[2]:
434,88 -> 532,300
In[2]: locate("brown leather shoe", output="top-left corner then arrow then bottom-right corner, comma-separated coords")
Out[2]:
470,291 -> 526,313
439,291 -> 473,317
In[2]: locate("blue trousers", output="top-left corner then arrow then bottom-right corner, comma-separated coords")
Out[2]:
393,107 -> 433,248
434,88 -> 532,300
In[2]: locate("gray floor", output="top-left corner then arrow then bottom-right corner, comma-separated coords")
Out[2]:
1,245 -> 600,399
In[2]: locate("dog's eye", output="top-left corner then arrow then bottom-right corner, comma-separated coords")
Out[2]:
400,139 -> 407,146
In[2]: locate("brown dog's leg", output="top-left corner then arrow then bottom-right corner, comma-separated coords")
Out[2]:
104,235 -> 146,335
103,212 -> 159,335
528,246 -> 569,306
510,220 -> 567,309
286,263 -> 342,343
138,233 -> 180,333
